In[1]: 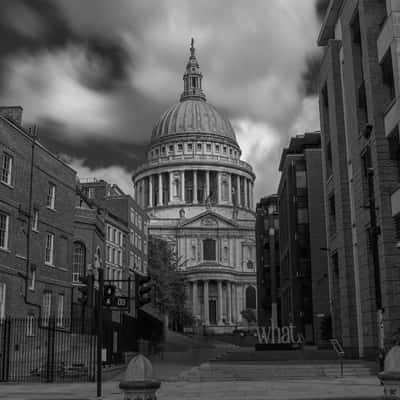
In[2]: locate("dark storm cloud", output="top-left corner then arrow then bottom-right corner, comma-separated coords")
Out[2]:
34,119 -> 147,171
0,0 -> 131,91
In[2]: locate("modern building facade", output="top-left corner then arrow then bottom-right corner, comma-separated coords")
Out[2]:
255,195 -> 280,327
0,106 -> 76,321
318,0 -> 400,359
132,41 -> 257,333
278,133 -> 330,345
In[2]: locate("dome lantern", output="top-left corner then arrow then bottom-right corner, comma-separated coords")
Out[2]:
180,38 -> 206,102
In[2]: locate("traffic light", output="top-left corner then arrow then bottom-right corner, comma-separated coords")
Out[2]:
78,274 -> 94,308
103,284 -> 115,307
135,274 -> 152,309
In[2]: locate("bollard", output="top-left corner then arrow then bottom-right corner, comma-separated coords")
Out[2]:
378,345 -> 400,399
119,353 -> 161,400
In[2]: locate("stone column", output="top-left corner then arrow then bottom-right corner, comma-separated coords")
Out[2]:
181,171 -> 185,203
244,179 -> 248,209
192,281 -> 198,317
217,171 -> 222,204
149,175 -> 153,207
169,171 -> 173,203
158,174 -> 163,206
227,281 -> 232,324
236,284 -> 242,323
236,175 -> 241,207
231,283 -> 236,323
205,171 -> 210,201
217,280 -> 223,325
228,173 -> 232,204
204,280 -> 209,325
193,170 -> 198,204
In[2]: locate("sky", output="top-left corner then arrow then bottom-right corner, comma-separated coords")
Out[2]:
0,0 -> 330,200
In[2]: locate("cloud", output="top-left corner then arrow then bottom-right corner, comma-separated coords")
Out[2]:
289,96 -> 320,137
65,156 -> 134,196
0,0 -> 325,198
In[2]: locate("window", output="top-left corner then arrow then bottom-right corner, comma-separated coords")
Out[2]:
0,283 -> 5,319
229,148 -> 233,156
26,314 -> 35,337
187,143 -> 193,152
155,149 -> 159,156
206,143 -> 211,152
197,143 -> 202,152
223,246 -> 229,262
203,239 -> 216,261
107,226 -> 111,241
178,143 -> 183,152
296,170 -> 307,188
161,146 -> 166,155
113,229 -> 116,243
328,194 -> 336,235
56,294 -> 64,327
41,292 -> 51,327
130,229 -> 134,245
223,146 -> 227,154
112,248 -> 116,264
0,212 -> 9,250
118,232 -> 122,246
221,177 -> 229,201
191,245 -> 196,260
32,210 -> 39,231
215,145 -> 220,153
45,233 -> 55,265
73,242 -> 86,283
29,266 -> 36,291
118,250 -> 122,266
381,48 -> 395,108
1,153 -> 13,185
169,145 -> 174,153
46,183 -> 56,209
130,251 -> 134,269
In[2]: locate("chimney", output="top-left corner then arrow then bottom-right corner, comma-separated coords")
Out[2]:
0,106 -> 23,125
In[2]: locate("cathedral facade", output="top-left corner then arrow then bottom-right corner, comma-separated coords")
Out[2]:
132,41 -> 256,333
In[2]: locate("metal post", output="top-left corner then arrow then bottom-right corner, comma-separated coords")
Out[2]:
97,268 -> 104,398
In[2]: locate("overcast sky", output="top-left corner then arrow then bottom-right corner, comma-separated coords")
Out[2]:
0,0 -> 329,200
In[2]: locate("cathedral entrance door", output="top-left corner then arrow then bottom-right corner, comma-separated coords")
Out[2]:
209,299 -> 217,325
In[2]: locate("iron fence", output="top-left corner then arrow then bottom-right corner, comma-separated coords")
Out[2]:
0,317 -> 97,383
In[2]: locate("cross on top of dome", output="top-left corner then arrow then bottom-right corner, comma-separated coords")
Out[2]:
180,38 -> 206,102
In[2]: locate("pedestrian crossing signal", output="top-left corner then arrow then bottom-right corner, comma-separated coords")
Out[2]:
103,285 -> 115,307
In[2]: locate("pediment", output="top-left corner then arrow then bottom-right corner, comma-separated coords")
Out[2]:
178,210 -> 238,229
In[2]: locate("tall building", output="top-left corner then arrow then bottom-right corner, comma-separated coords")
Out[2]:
0,106 -> 76,321
317,0 -> 400,359
255,195 -> 280,326
278,133 -> 330,345
131,41 -> 257,333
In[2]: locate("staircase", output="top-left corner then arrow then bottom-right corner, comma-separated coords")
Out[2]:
178,360 -> 377,381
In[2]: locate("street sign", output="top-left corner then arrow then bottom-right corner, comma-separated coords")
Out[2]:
114,296 -> 129,308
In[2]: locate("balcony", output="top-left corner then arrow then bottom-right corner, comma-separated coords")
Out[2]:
132,153 -> 254,177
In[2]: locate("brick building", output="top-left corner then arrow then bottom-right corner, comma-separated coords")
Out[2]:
277,132 -> 330,345
255,194 -> 280,327
0,106 -> 76,322
317,0 -> 400,359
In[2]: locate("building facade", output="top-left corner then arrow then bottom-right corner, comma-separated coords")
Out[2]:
0,106 -> 76,322
132,41 -> 257,333
318,0 -> 400,359
278,133 -> 330,345
255,195 -> 280,327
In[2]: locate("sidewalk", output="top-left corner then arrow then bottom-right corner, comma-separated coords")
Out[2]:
0,376 -> 384,400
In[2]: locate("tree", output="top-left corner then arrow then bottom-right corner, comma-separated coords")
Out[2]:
148,236 -> 193,333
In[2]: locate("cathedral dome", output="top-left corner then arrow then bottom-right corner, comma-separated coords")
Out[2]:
150,39 -> 237,145
151,99 -> 237,143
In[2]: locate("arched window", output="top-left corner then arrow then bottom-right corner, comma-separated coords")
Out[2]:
245,286 -> 256,309
203,239 -> 216,261
73,242 -> 86,283
173,177 -> 180,198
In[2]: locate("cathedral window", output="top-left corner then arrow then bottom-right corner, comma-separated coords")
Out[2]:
192,77 -> 197,88
169,145 -> 174,153
203,238 -> 216,261
161,146 -> 166,155
215,144 -> 220,153
191,245 -> 196,260
223,146 -> 227,154
223,246 -> 229,263
173,176 -> 181,198
206,143 -> 211,152
178,143 -> 183,152
229,148 -> 233,156
221,177 -> 229,202
187,143 -> 193,152
197,143 -> 202,152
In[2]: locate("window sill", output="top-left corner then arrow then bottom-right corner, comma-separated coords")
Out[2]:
0,181 -> 14,189
32,229 -> 39,233
44,262 -> 55,267
0,247 -> 10,254
46,206 -> 56,212
16,254 -> 27,260
29,287 -> 35,292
